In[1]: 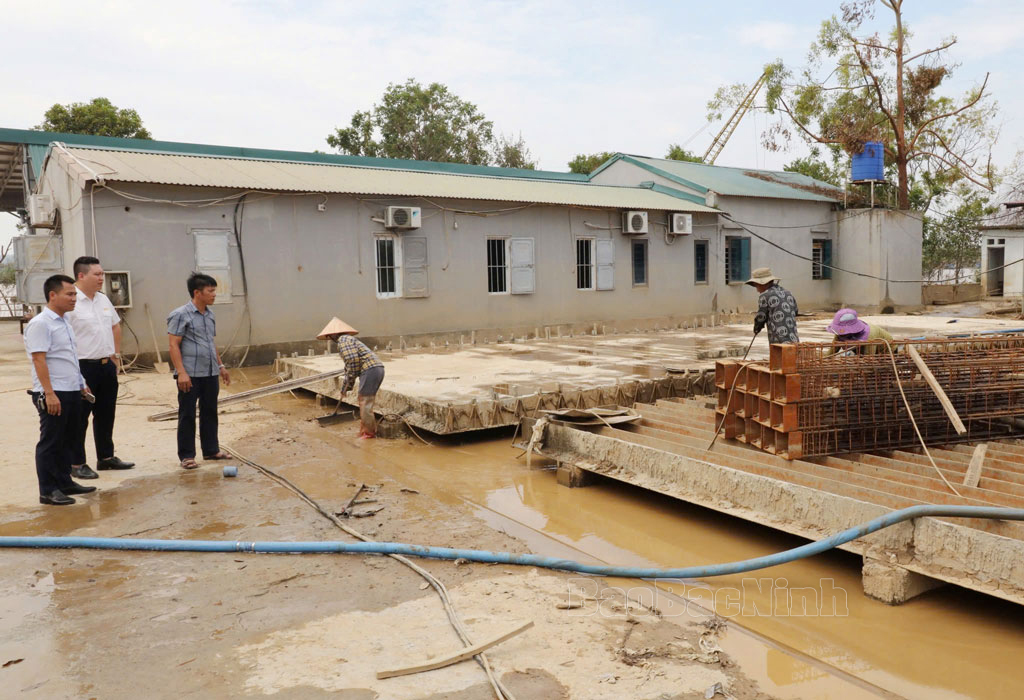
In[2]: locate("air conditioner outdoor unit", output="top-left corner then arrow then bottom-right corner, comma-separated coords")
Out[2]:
670,213 -> 693,235
385,206 -> 422,230
28,194 -> 56,228
622,210 -> 648,234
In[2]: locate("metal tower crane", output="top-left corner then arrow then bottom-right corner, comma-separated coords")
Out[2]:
702,72 -> 768,165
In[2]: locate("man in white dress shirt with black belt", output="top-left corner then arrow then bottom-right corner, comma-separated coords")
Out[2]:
65,256 -> 135,480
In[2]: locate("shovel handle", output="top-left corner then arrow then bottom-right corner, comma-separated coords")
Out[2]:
144,303 -> 165,363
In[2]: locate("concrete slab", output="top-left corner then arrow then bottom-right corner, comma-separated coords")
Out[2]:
277,315 -> 1024,434
523,398 -> 1024,606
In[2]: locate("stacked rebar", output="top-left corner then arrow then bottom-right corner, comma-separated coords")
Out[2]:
715,335 -> 1024,459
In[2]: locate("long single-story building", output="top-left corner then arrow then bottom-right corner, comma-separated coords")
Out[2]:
0,128 -> 922,362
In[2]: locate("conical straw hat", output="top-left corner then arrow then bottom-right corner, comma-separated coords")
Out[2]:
316,317 -> 358,339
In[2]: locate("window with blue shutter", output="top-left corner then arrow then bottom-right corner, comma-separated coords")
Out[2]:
725,236 -> 750,284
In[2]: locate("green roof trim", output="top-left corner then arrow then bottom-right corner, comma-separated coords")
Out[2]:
588,153 -> 709,194
617,155 -> 710,194
0,127 -> 589,183
631,155 -> 842,202
638,181 -> 712,207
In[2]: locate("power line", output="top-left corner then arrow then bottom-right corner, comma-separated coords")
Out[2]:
721,213 -> 1023,285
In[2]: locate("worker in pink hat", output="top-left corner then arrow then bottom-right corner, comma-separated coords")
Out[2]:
316,318 -> 385,439
827,308 -> 893,355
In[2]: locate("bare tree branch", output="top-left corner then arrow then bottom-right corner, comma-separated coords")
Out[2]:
909,72 -> 990,151
852,38 -> 896,53
777,97 -> 839,146
905,39 -> 957,64
852,44 -> 899,135
911,150 -> 995,190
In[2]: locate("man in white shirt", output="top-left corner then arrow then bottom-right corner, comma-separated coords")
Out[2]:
24,274 -> 98,506
66,256 -> 135,479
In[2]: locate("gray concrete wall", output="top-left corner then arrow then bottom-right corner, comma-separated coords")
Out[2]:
591,159 -> 840,313
65,184 -> 727,356
594,160 -> 924,312
834,208 -> 922,308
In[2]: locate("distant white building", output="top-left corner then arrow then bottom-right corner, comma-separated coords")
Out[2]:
980,202 -> 1024,297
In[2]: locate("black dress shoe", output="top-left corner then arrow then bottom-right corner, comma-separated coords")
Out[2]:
63,482 -> 97,495
97,456 -> 135,470
71,464 -> 99,479
40,490 -> 75,506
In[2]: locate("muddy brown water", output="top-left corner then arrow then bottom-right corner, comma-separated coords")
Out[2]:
282,387 -> 1024,700
252,365 -> 1024,699
4,366 -> 1022,698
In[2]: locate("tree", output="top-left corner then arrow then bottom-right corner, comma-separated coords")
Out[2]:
492,133 -> 536,169
35,97 -> 152,139
327,79 -> 533,167
921,187 -> 994,280
665,144 -> 704,163
708,0 -> 998,209
567,152 -> 616,174
784,146 -> 846,187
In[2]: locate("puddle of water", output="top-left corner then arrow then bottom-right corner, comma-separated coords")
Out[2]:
292,432 -> 1024,700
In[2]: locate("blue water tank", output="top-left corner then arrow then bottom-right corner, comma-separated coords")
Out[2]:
851,141 -> 884,182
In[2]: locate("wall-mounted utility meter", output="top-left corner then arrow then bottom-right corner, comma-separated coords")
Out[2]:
104,271 -> 132,308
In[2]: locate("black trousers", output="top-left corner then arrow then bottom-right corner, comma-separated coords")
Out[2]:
73,359 -> 118,464
32,391 -> 82,496
176,375 -> 220,460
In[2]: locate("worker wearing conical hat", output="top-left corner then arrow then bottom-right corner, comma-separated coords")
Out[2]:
317,318 -> 384,439
746,267 -> 800,344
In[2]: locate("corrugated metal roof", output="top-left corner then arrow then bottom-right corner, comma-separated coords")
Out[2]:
615,155 -> 844,202
51,147 -> 720,212
0,127 -> 588,182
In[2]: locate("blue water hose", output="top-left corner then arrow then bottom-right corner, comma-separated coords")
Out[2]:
2,505 -> 1021,579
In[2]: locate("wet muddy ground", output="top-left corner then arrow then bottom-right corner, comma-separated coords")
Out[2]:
2,321 -> 1024,698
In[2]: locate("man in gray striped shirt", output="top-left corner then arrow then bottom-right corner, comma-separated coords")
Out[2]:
167,273 -> 231,469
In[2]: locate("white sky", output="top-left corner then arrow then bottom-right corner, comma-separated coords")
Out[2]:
3,0 -> 1023,249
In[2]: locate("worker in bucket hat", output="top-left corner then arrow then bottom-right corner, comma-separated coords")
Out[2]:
317,318 -> 385,439
746,267 -> 800,343
827,308 -> 893,355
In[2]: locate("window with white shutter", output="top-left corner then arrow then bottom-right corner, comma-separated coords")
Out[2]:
403,236 -> 429,297
192,229 -> 232,304
508,238 -> 535,294
595,239 -> 614,290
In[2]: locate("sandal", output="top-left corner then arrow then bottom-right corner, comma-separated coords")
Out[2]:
203,452 -> 231,460
180,458 -> 199,470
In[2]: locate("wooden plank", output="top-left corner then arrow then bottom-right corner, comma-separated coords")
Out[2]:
964,444 -> 988,488
906,345 -> 967,435
147,367 -> 348,421
376,621 -> 534,680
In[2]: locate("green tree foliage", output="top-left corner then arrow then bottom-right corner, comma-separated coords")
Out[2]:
708,0 -> 997,209
492,133 -> 536,169
664,144 -> 704,162
921,188 -> 994,280
35,97 -> 152,139
327,79 -> 534,168
0,263 -> 14,286
567,152 -> 616,174
784,147 -> 846,186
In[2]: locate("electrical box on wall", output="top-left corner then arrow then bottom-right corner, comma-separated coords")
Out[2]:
28,194 -> 56,228
13,235 -> 63,305
104,271 -> 132,308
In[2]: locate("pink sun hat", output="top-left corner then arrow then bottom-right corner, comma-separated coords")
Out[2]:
828,308 -> 869,339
